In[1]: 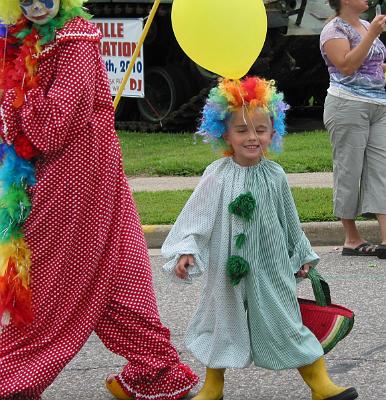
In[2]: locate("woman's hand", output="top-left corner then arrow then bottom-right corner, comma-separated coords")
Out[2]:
175,254 -> 195,279
368,14 -> 386,40
296,263 -> 312,278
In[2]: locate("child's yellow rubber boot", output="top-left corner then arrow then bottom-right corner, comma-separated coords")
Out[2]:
192,368 -> 225,400
298,357 -> 358,400
105,375 -> 134,400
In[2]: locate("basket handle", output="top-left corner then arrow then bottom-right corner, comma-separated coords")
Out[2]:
307,268 -> 331,306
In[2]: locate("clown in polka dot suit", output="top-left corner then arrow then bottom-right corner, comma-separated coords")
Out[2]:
0,1 -> 198,399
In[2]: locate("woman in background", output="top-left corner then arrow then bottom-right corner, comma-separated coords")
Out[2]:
320,0 -> 386,257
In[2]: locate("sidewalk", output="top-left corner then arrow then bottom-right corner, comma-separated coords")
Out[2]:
127,172 -> 381,247
128,172 -> 334,192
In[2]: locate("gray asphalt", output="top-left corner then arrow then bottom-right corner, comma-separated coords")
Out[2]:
43,247 -> 386,400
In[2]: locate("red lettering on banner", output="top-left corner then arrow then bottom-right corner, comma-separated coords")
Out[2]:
129,79 -> 143,92
123,43 -> 131,57
117,23 -> 124,37
99,42 -> 141,58
102,41 -> 111,56
131,43 -> 141,57
95,22 -> 124,38
129,79 -> 137,91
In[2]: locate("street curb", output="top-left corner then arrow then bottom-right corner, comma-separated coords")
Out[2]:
143,220 -> 381,249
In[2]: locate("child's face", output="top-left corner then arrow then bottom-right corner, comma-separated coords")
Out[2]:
223,108 -> 274,166
20,0 -> 60,25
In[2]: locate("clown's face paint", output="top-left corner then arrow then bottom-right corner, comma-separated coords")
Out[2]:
20,0 -> 60,25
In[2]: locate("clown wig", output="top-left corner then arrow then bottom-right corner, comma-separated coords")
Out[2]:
0,0 -> 88,24
198,76 -> 289,154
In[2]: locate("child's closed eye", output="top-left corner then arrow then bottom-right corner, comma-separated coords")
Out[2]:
236,128 -> 248,133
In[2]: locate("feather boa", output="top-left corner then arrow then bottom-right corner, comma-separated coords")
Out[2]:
0,18 -> 39,328
0,6 -> 90,329
0,144 -> 35,329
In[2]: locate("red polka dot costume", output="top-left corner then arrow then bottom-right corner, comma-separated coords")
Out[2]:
0,17 -> 198,400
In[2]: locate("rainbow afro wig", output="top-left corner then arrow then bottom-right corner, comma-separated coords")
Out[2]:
0,0 -> 87,24
198,76 -> 289,154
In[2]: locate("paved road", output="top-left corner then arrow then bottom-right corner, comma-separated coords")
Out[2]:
43,247 -> 385,400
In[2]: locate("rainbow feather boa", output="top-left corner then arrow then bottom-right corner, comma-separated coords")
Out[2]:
0,144 -> 35,327
0,6 -> 91,329
0,19 -> 40,329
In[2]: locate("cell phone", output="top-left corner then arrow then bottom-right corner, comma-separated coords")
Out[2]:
376,4 -> 382,16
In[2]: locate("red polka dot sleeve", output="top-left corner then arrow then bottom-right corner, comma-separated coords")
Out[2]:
20,40 -> 98,154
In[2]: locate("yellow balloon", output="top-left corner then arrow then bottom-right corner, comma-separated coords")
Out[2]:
172,0 -> 267,79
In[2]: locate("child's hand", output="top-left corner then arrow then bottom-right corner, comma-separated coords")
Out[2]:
175,254 -> 195,279
296,263 -> 312,278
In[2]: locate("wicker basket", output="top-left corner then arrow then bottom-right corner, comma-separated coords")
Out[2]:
298,268 -> 355,354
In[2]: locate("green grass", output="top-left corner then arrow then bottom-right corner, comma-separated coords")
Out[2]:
273,132 -> 332,173
292,188 -> 335,223
119,130 -> 332,177
119,131 -> 217,177
133,188 -> 338,225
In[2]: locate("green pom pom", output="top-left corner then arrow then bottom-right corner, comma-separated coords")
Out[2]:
226,255 -> 250,286
235,233 -> 246,249
228,192 -> 256,221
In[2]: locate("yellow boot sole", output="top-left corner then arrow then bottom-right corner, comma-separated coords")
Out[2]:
105,375 -> 134,400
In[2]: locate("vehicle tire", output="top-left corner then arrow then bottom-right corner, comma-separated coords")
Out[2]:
114,97 -> 132,121
137,66 -> 187,122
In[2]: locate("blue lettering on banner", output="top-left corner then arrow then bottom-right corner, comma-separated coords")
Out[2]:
105,60 -> 117,74
119,60 -> 143,74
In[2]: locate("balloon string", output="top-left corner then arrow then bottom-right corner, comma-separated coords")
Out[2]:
237,86 -> 265,159
2,27 -> 7,73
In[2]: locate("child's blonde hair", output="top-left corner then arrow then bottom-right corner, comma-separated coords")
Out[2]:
198,76 -> 289,154
0,0 -> 87,24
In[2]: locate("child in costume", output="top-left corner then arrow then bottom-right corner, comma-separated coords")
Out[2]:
0,1 -> 198,399
161,77 -> 358,400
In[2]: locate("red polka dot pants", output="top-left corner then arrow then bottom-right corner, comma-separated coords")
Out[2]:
0,196 -> 198,399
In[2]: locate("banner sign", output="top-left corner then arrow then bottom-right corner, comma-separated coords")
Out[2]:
93,18 -> 145,98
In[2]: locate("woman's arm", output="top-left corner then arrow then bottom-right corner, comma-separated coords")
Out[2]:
323,15 -> 386,76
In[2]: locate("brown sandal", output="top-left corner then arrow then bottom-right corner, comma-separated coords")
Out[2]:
376,244 -> 386,259
341,242 -> 377,256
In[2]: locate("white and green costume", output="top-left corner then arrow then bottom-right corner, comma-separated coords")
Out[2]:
162,157 -> 324,370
